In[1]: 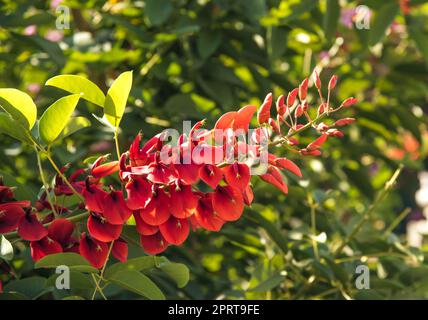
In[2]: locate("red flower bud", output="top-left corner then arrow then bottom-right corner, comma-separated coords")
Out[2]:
342,97 -> 357,107
276,94 -> 286,116
287,88 -> 299,108
269,118 -> 281,134
299,78 -> 308,100
257,92 -> 272,125
313,70 -> 321,90
335,118 -> 355,126
328,75 -> 338,91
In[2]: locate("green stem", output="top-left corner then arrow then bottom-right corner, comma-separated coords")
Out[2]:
308,195 -> 319,260
91,273 -> 107,300
91,241 -> 114,300
114,129 -> 121,160
383,207 -> 411,238
334,165 -> 403,256
35,147 -> 58,217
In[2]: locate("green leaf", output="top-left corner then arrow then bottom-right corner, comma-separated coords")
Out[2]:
197,30 -> 222,59
144,0 -> 173,27
0,88 -> 37,129
159,262 -> 190,288
408,27 -> 428,67
323,0 -> 340,40
62,296 -> 85,300
35,253 -> 99,273
0,235 -> 13,261
108,270 -> 166,300
46,271 -> 93,290
267,26 -> 287,61
45,75 -> 105,107
38,94 -> 81,144
248,273 -> 286,293
4,276 -> 47,299
105,256 -> 168,279
369,3 -> 399,46
0,113 -> 34,144
104,71 -> 133,128
56,116 -> 91,140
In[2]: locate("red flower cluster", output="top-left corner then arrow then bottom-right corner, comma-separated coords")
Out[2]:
0,71 -> 357,269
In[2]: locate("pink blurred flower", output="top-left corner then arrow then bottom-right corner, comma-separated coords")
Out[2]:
50,0 -> 63,10
27,83 -> 41,95
24,25 -> 37,36
45,30 -> 64,42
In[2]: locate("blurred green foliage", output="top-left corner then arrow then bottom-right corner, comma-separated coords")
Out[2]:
1,0 -> 428,299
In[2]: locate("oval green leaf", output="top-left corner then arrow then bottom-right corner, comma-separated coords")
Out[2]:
46,75 -> 105,107
39,94 -> 81,144
0,88 -> 37,129
108,270 -> 165,300
105,256 -> 168,279
35,252 -> 98,273
159,262 -> 190,288
57,116 -> 91,140
104,71 -> 133,128
0,113 -> 34,144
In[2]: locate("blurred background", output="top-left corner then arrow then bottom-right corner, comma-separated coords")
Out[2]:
1,0 -> 428,299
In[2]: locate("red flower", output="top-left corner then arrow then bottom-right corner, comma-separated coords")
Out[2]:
133,210 -> 159,235
140,232 -> 169,255
18,212 -> 48,241
101,189 -> 132,225
260,166 -> 288,194
112,239 -> 128,263
223,162 -> 251,191
169,183 -> 197,219
79,232 -> 109,269
47,218 -> 74,245
87,213 -> 122,242
193,193 -> 224,231
30,236 -> 62,262
0,203 -> 25,233
212,185 -> 244,221
139,188 -> 171,226
200,164 -> 223,189
125,178 -> 152,210
82,183 -> 107,213
159,216 -> 190,245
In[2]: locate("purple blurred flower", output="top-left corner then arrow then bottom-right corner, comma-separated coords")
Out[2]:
340,8 -> 355,29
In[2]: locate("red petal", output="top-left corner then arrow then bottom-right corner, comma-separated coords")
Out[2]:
169,184 -> 198,218
214,111 -> 237,131
0,203 -> 25,233
140,189 -> 171,226
194,194 -> 224,231
133,211 -> 159,235
159,217 -> 190,245
125,178 -> 152,210
79,233 -> 109,269
82,186 -> 107,213
48,218 -> 74,245
87,214 -> 122,242
102,190 -> 132,225
30,236 -> 63,262
173,163 -> 201,185
112,239 -> 128,263
92,161 -> 119,179
233,105 -> 256,132
257,92 -> 272,125
200,164 -> 223,189
242,185 -> 254,206
212,185 -> 244,221
147,163 -> 176,184
275,158 -> 302,177
260,166 -> 288,194
140,232 -> 169,255
223,162 -> 250,191
18,213 -> 48,241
